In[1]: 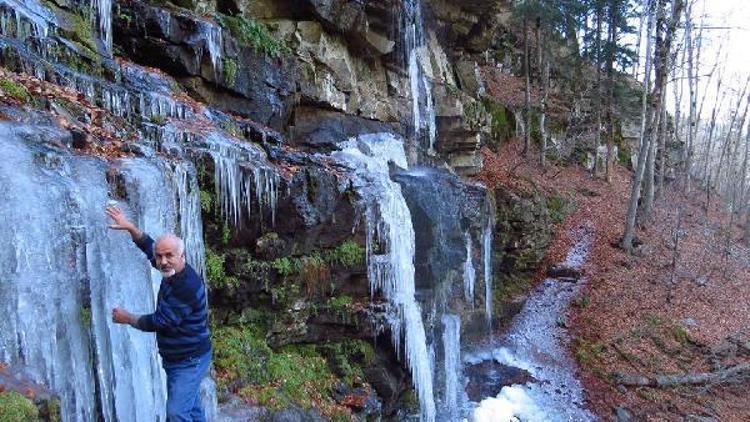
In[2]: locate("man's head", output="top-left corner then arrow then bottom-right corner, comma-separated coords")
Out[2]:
154,234 -> 186,278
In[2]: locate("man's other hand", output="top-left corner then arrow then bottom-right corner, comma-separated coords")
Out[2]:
112,307 -> 137,326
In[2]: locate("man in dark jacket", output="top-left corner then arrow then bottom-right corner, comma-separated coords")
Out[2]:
106,206 -> 212,422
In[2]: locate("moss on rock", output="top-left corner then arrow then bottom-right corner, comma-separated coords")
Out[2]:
0,391 -> 39,421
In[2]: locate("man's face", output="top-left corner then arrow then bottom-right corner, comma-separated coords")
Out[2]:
154,238 -> 186,278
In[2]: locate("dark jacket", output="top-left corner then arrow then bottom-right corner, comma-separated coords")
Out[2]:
133,234 -> 211,363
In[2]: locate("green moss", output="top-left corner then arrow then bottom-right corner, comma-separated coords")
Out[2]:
324,241 -> 365,269
217,14 -> 291,58
149,114 -> 167,125
199,190 -> 213,213
617,145 -> 632,166
222,57 -> 238,86
220,224 -> 232,245
38,397 -> 61,422
79,306 -> 92,329
483,99 -> 513,143
268,347 -> 335,408
205,248 -> 239,289
116,9 -> 133,26
515,247 -> 542,271
326,295 -> 353,320
0,79 -> 30,102
0,391 -> 39,421
572,293 -> 590,309
213,324 -> 339,411
238,384 -> 284,410
67,9 -> 97,54
319,339 -> 374,385
547,193 -> 572,224
464,100 -> 486,130
672,325 -> 690,346
220,118 -> 241,137
572,337 -> 606,373
494,273 -> 531,305
211,324 -> 273,387
401,389 -> 420,414
269,278 -> 301,306
645,312 -> 664,328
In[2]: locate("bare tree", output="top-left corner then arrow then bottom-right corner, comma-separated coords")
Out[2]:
523,2 -> 532,156
592,0 -> 604,176
713,77 -> 749,201
604,0 -> 619,183
632,0 -> 648,79
539,30 -> 550,167
622,0 -> 685,251
657,100 -> 669,197
682,0 -> 702,191
702,74 -> 726,208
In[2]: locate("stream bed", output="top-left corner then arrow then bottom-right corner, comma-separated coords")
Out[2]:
467,226 -> 596,422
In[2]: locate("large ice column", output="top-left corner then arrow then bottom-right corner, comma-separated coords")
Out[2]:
483,210 -> 494,328
333,133 -> 436,422
463,231 -> 476,306
0,124 -> 213,421
442,314 -> 461,419
403,0 -> 436,154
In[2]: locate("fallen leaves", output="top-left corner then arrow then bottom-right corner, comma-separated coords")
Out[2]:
479,137 -> 750,420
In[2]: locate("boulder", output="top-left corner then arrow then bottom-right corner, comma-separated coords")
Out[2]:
464,360 -> 535,402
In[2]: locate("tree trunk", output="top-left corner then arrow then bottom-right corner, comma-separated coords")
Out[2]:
683,0 -> 696,191
622,0 -> 684,251
637,0 -> 656,158
714,77 -> 749,197
657,101 -> 668,197
641,99 -> 661,220
592,0 -> 604,176
738,109 -> 750,222
730,92 -> 750,212
523,5 -> 532,156
702,77 -> 724,209
605,0 -> 617,184
540,38 -> 550,167
615,364 -> 750,387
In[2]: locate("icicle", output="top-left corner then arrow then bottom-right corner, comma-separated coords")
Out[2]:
195,20 -> 223,78
205,133 -> 278,229
0,0 -> 55,39
442,314 -> 461,419
95,0 -> 112,54
483,208 -> 494,328
171,162 -> 206,277
463,230 -> 475,306
403,0 -> 436,154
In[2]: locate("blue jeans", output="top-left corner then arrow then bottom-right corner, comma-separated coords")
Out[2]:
163,350 -> 212,421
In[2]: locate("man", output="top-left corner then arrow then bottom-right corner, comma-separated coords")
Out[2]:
106,206 -> 212,422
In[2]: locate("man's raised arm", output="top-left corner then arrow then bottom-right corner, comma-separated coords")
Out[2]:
106,205 -> 154,330
106,206 -> 158,267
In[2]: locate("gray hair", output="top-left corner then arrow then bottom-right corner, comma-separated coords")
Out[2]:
156,233 -> 185,256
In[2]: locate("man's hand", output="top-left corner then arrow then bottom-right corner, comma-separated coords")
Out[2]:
106,206 -> 143,240
112,307 -> 138,326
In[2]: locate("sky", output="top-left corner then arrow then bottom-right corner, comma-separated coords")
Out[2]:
673,0 -> 750,118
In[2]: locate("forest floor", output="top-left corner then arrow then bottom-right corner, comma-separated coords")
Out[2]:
478,140 -> 750,422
